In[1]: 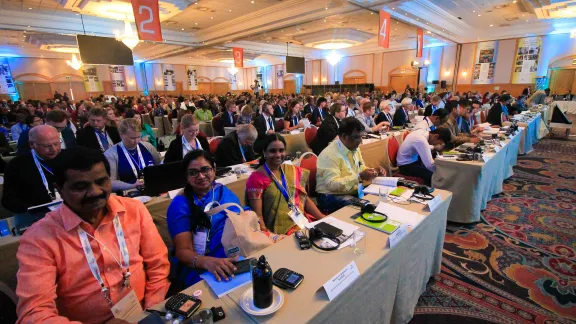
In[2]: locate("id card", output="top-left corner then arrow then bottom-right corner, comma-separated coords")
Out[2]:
288,208 -> 309,229
193,230 -> 208,256
358,183 -> 365,199
111,289 -> 143,320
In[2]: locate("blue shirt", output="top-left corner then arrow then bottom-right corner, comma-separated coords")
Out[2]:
167,184 -> 241,286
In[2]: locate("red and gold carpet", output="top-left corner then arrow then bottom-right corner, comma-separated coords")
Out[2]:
410,138 -> 576,323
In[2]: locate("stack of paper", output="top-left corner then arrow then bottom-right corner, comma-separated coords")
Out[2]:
372,177 -> 401,187
375,202 -> 425,229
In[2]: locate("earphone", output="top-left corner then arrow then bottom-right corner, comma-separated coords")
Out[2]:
360,204 -> 388,223
412,185 -> 435,200
308,228 -> 340,251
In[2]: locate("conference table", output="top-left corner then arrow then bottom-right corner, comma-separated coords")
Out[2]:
432,128 -> 523,223
130,191 -> 452,324
504,112 -> 542,155
552,100 -> 576,115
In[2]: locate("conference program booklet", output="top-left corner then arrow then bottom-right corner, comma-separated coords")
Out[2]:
352,213 -> 401,234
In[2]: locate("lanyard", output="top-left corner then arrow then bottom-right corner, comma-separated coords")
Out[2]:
333,116 -> 339,129
120,143 -> 146,179
293,115 -> 298,126
182,135 -> 202,154
336,140 -> 360,175
264,164 -> 295,209
424,117 -> 435,131
386,113 -> 392,124
32,149 -> 55,200
19,123 -> 26,132
77,215 -> 131,305
238,140 -> 246,162
95,129 -> 112,151
267,116 -> 274,130
319,108 -> 324,120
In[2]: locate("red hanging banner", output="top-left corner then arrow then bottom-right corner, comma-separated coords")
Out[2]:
416,28 -> 424,58
131,0 -> 163,42
233,47 -> 244,68
378,10 -> 391,49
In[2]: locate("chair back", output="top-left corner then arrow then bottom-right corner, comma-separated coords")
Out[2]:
402,131 -> 410,140
480,110 -> 487,123
275,119 -> 285,132
304,127 -> 318,148
209,136 -> 223,155
233,114 -> 239,124
0,282 -> 17,324
388,136 -> 400,167
212,115 -> 224,136
162,116 -> 173,135
142,114 -> 153,126
297,152 -> 318,197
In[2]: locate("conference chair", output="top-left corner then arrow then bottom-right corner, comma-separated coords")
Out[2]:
296,152 -> 318,198
211,115 -> 224,136
304,127 -> 318,149
275,119 -> 285,132
480,111 -> 487,123
233,114 -> 239,124
209,136 -> 223,155
387,136 -> 426,185
402,131 -> 410,140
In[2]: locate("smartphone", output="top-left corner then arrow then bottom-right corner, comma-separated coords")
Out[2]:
273,268 -> 304,289
233,258 -> 256,275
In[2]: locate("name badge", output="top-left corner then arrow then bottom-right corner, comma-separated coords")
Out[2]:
288,208 -> 309,229
193,230 -> 208,256
322,261 -> 360,301
111,289 -> 143,320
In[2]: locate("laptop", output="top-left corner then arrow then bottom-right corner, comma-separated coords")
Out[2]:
143,162 -> 187,197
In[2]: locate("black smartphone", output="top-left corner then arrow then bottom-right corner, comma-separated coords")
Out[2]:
273,268 -> 304,289
233,258 -> 256,275
315,222 -> 343,237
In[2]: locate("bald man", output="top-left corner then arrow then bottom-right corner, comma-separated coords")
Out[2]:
2,125 -> 63,213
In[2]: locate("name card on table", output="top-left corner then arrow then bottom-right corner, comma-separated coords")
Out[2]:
322,261 -> 361,301
494,146 -> 501,153
387,224 -> 409,248
425,195 -> 442,212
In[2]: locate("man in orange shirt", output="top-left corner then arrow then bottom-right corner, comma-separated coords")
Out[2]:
16,147 -> 170,324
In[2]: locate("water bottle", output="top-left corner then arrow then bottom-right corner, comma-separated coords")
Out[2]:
252,255 -> 273,309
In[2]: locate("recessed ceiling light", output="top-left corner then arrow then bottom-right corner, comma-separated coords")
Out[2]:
370,12 -> 373,15
181,28 -> 185,30
526,19 -> 528,22
189,56 -> 191,58
477,14 -> 481,16
416,18 -> 419,20
28,7 -> 32,9
513,0 -> 517,3
442,29 -> 445,31
323,19 -> 326,22
210,16 -> 213,19
229,9 -> 232,12
325,7 -> 328,10
195,22 -> 198,25
251,0 -> 254,3
489,24 -> 493,27
392,7 -> 395,9
473,10 -> 475,12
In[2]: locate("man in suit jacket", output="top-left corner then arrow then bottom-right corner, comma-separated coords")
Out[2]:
423,96 -> 443,117
274,97 -> 287,118
221,99 -> 237,128
253,102 -> 276,153
310,103 -> 346,155
303,96 -> 315,116
2,126 -> 62,213
393,97 -> 412,127
76,107 -> 121,151
18,110 -> 76,155
216,125 -> 258,167
311,97 -> 329,126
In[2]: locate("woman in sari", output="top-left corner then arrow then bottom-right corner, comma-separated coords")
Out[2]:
246,133 -> 325,235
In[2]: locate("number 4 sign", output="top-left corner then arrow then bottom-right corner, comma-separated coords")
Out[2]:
131,0 -> 163,42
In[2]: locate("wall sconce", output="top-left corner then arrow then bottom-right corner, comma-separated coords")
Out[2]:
443,71 -> 450,77
156,80 -> 162,85
128,80 -> 134,85
313,78 -> 318,83
411,60 -> 420,67
239,82 -> 243,86
462,70 -> 468,77
322,78 -> 327,82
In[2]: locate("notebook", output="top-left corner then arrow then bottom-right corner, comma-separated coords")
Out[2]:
353,215 -> 401,234
200,258 -> 252,298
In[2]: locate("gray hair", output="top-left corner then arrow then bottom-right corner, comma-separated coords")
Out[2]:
236,124 -> 257,142
29,125 -> 58,142
118,118 -> 142,134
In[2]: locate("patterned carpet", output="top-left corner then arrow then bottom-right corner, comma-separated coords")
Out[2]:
410,138 -> 576,324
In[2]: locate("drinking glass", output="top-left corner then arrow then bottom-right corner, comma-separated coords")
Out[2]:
379,187 -> 389,203
191,308 -> 213,324
350,230 -> 366,254
234,168 -> 242,180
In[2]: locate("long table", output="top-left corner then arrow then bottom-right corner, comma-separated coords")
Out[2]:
507,113 -> 542,155
130,191 -> 452,324
432,129 -> 522,223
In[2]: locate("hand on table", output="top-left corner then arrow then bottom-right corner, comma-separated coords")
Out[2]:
198,256 -> 238,282
133,179 -> 145,188
375,166 -> 387,177
359,168 -> 379,181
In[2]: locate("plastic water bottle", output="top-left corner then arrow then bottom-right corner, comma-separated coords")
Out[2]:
252,255 -> 273,309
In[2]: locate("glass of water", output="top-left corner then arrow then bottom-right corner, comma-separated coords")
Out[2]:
350,230 -> 366,254
379,187 -> 389,203
191,308 -> 213,324
234,168 -> 242,179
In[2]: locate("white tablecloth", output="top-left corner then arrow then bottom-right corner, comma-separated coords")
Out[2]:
432,129 -> 523,223
553,101 -> 576,114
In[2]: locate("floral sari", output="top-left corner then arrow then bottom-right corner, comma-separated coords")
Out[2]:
246,164 -> 310,235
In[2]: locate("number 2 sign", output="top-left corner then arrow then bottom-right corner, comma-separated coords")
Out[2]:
131,0 -> 163,42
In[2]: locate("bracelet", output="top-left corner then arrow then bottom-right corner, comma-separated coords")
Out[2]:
192,255 -> 200,268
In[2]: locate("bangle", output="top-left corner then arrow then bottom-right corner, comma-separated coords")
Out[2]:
192,255 -> 200,268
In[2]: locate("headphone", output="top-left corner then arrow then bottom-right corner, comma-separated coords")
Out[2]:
412,185 -> 435,200
308,227 -> 340,251
359,204 -> 388,223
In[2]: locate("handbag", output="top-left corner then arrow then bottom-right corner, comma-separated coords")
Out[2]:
205,203 -> 280,257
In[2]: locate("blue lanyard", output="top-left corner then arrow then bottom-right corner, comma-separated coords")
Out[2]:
424,117 -> 435,131
293,115 -> 298,126
193,185 -> 215,208
264,164 -> 293,208
238,140 -> 246,161
268,117 -> 274,129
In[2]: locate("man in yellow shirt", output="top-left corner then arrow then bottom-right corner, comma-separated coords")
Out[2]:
316,117 -> 386,214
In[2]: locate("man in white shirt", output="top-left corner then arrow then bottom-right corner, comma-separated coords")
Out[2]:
356,102 -> 388,133
180,98 -> 195,111
397,128 -> 452,186
413,108 -> 449,134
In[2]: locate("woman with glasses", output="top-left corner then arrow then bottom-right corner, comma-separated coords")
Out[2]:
104,118 -> 161,191
167,150 -> 242,286
164,114 -> 209,164
246,134 -> 325,235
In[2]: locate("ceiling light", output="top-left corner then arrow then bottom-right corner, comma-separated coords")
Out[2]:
513,0 -> 517,3
326,50 -> 341,66
210,16 -> 213,19
251,0 -> 254,3
181,28 -> 185,30
315,42 -> 353,50
473,10 -> 476,13
370,12 -> 373,15
426,31 -> 431,34
114,20 -> 140,49
229,9 -> 232,12
526,19 -> 528,22
28,7 -> 32,9
324,19 -> 326,22
195,22 -> 198,25
490,24 -> 493,27
477,14 -> 481,16
66,53 -> 82,70
392,7 -> 395,9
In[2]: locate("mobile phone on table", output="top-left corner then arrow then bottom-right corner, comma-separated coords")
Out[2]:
273,268 -> 304,289
233,258 -> 256,274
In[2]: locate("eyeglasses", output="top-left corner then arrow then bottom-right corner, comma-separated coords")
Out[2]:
187,166 -> 213,177
33,142 -> 60,149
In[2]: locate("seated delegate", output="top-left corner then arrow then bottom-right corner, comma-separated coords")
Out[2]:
356,101 -> 389,133
16,147 -> 169,324
316,117 -> 386,214
124,109 -> 157,148
413,108 -> 449,134
18,110 -> 76,155
167,150 -> 242,287
253,101 -> 276,152
283,100 -> 304,131
104,118 -> 161,191
76,107 -> 121,152
2,125 -> 62,213
310,103 -> 346,156
246,134 -> 325,235
164,114 -> 210,163
397,128 -> 452,186
215,124 -> 257,167
441,100 -> 480,146
393,97 -> 413,127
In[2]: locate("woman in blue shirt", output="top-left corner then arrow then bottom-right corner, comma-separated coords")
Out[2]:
167,150 -> 242,287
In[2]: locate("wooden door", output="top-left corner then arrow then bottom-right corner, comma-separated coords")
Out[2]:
198,82 -> 211,94
549,69 -> 575,95
389,75 -> 416,93
343,77 -> 366,84
212,83 -> 229,94
70,82 -> 87,101
284,80 -> 296,95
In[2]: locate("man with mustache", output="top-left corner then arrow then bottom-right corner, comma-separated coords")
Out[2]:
16,147 -> 170,324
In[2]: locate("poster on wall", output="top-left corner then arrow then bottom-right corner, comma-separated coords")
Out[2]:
186,65 -> 198,90
163,64 -> 176,91
229,72 -> 237,91
276,67 -> 284,89
512,36 -> 542,84
109,65 -> 127,92
82,65 -> 102,92
0,58 -> 16,95
256,67 -> 263,90
472,41 -> 498,84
